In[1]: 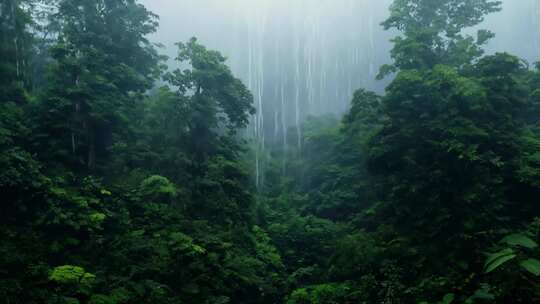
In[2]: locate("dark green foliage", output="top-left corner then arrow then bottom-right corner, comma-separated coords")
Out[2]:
34,0 -> 160,172
257,0 -> 539,303
0,0 -> 36,100
0,2 -> 274,303
163,38 -> 255,165
1,0 -> 539,303
370,58 -> 531,238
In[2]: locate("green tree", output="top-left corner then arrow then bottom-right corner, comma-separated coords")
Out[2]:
35,0 -> 160,172
0,0 -> 36,102
379,0 -> 501,77
358,0 -> 540,301
164,37 -> 255,164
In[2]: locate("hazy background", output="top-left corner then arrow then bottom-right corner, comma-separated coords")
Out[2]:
139,0 -> 540,146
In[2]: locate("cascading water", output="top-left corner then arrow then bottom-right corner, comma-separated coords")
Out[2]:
533,1 -> 540,58
482,0 -> 540,64
140,0 -> 539,188
222,0 -> 395,187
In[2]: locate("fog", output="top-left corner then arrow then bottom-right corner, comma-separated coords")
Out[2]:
4,1 -> 540,301
140,0 -> 392,142
140,0 -> 540,150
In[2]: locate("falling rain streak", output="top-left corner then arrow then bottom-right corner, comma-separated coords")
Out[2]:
223,0 -> 394,187
140,0 -> 540,187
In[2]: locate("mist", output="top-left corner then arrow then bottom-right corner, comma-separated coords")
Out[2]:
2,1 -> 540,302
139,0 -> 540,187
141,0 -> 539,134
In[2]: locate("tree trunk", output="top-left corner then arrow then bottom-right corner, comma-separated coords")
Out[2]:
72,101 -> 80,155
88,125 -> 96,171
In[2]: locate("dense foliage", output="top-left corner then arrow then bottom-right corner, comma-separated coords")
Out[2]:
0,0 -> 538,303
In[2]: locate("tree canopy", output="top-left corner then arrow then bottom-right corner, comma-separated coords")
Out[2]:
0,0 -> 538,303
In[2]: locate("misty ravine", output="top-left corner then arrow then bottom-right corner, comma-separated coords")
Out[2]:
1,0 -> 539,304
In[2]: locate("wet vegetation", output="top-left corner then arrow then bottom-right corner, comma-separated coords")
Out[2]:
1,0 -> 539,303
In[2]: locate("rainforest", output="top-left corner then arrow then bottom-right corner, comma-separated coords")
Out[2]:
1,0 -> 539,303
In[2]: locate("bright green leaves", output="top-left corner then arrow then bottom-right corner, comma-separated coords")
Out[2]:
484,248 -> 517,273
484,233 -> 540,276
286,283 -> 354,304
167,232 -> 206,256
100,189 -> 111,196
49,265 -> 83,284
500,233 -> 538,249
287,288 -> 310,304
252,225 -> 284,270
49,265 -> 95,286
140,175 -> 178,203
44,176 -> 112,235
49,265 -> 96,300
89,212 -> 106,225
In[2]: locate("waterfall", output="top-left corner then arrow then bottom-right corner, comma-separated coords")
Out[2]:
138,0 -> 540,189
534,1 -> 540,55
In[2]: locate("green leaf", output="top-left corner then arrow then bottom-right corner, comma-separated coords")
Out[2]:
484,249 -> 516,273
484,248 -> 513,267
500,233 -> 538,249
520,259 -> 540,276
62,297 -> 80,304
49,265 -> 86,284
89,213 -> 106,224
465,284 -> 495,303
100,189 -> 112,196
442,293 -> 455,304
